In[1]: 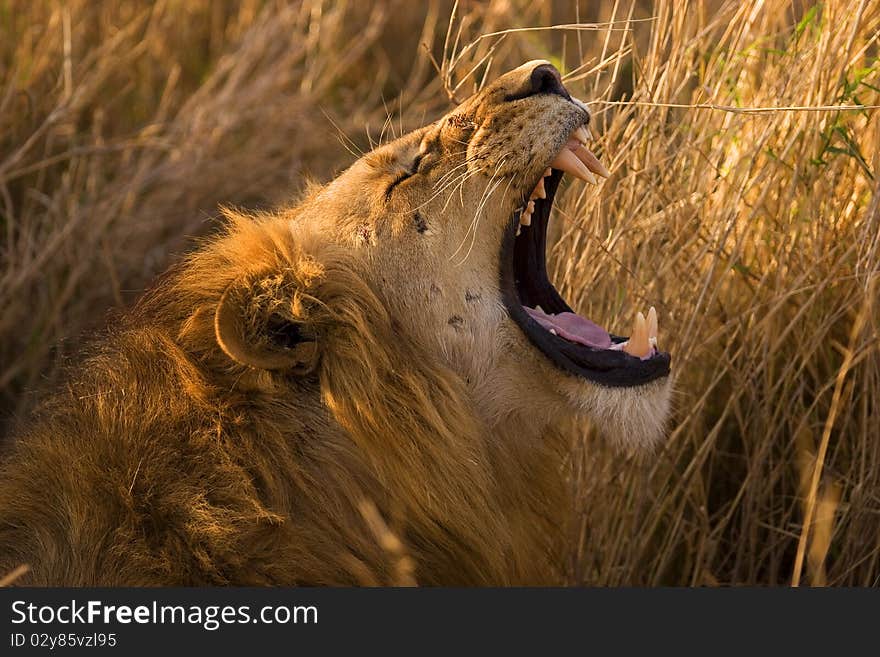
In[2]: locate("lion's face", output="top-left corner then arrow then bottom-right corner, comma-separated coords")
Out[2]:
290,61 -> 671,447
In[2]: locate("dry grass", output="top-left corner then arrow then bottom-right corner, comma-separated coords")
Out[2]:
2,0 -> 878,585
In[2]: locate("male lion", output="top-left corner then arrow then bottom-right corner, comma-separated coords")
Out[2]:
0,62 -> 670,585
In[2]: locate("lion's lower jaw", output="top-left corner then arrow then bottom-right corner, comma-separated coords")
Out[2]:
563,377 -> 674,451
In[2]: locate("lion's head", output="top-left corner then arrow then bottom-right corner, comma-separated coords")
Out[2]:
214,60 -> 671,449
0,62 -> 676,587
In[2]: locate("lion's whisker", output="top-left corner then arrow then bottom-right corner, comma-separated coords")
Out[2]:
450,153 -> 510,265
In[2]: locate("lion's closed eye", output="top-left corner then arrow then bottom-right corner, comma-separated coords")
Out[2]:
385,152 -> 424,198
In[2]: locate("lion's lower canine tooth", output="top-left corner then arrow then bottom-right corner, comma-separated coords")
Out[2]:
623,311 -> 651,358
573,145 -> 611,178
647,306 -> 658,341
549,149 -> 597,184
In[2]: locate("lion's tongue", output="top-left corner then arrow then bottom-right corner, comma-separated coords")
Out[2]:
525,305 -> 612,349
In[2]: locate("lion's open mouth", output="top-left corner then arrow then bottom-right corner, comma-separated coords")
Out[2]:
500,128 -> 671,388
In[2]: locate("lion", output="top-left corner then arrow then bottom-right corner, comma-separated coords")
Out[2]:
0,61 -> 671,586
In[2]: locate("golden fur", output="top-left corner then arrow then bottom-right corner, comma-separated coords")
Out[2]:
0,62 -> 670,585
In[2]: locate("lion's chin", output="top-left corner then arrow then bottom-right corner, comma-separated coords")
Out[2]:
562,376 -> 674,451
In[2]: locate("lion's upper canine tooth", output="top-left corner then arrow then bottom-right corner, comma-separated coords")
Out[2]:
573,145 -> 611,178
549,148 -> 597,184
573,126 -> 590,145
530,177 -> 547,200
623,311 -> 651,358
544,168 -> 551,177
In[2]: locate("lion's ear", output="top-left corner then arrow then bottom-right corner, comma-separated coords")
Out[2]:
214,280 -> 318,373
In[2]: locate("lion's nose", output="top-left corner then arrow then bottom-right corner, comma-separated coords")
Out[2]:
527,63 -> 570,100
